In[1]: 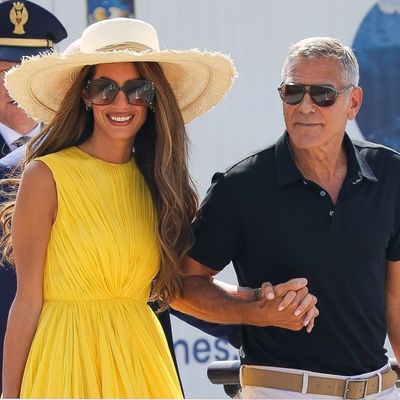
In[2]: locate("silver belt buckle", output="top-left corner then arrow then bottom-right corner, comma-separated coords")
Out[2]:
344,377 -> 369,400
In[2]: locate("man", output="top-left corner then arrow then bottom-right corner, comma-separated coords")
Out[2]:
0,0 -> 67,393
174,37 -> 400,399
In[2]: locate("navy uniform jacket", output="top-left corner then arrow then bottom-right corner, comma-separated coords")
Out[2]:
0,135 -> 11,157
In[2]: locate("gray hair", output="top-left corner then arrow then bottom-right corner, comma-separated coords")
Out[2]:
281,37 -> 359,86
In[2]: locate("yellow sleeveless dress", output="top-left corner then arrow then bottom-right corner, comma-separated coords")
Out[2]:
20,147 -> 182,399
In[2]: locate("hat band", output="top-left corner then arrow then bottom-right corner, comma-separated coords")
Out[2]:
0,38 -> 54,48
96,41 -> 153,53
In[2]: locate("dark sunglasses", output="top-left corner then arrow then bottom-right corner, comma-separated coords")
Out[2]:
278,83 -> 354,107
83,78 -> 155,109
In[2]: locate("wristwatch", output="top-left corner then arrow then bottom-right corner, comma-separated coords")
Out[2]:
253,287 -> 262,301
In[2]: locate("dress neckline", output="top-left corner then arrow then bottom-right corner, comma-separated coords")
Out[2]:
71,146 -> 134,167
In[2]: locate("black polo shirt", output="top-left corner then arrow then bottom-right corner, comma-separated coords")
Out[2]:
190,132 -> 400,375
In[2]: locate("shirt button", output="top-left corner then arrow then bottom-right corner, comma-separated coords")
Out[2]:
329,210 -> 334,216
320,190 -> 326,197
303,180 -> 308,185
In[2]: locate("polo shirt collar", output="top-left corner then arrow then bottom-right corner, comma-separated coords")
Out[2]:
275,131 -> 377,189
344,134 -> 377,183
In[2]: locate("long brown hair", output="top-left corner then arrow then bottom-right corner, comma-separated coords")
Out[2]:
0,61 -> 198,306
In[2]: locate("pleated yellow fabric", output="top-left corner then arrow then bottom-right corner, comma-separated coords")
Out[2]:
20,147 -> 182,398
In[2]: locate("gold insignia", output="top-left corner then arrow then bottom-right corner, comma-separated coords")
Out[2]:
9,2 -> 29,35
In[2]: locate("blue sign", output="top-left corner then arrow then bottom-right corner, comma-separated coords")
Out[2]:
88,0 -> 134,24
174,338 -> 239,365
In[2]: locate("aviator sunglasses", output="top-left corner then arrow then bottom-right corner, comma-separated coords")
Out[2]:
278,83 -> 354,107
83,78 -> 155,110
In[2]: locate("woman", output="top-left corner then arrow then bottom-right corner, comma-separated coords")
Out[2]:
0,17 -> 236,398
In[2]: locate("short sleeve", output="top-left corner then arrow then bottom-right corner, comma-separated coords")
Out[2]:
189,172 -> 243,271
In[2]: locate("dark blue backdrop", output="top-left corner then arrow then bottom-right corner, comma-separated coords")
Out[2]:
353,2 -> 400,150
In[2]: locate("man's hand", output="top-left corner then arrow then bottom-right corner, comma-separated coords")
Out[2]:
255,278 -> 319,332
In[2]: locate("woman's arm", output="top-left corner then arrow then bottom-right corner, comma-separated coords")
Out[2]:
2,161 -> 57,398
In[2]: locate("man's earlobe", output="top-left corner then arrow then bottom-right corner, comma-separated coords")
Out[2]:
347,87 -> 363,121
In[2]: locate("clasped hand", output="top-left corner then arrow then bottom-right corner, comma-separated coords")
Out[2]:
252,278 -> 318,333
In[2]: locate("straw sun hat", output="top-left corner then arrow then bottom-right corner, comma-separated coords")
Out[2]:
5,17 -> 237,124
